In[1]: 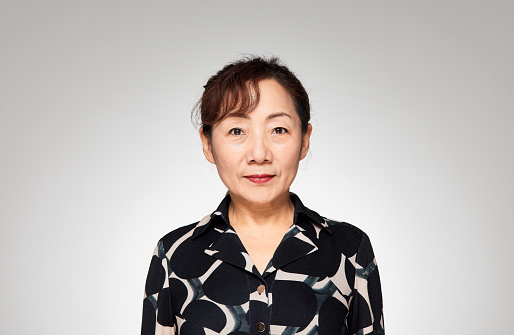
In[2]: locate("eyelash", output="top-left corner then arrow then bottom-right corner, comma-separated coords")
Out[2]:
272,127 -> 288,135
228,128 -> 244,135
228,127 -> 289,135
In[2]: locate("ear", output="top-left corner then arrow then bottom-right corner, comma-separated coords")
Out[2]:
200,127 -> 216,165
299,123 -> 312,161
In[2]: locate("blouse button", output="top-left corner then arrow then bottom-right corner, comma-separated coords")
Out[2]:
257,284 -> 265,294
256,322 -> 265,332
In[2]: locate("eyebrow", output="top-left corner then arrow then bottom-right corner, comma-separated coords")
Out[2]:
230,114 -> 250,120
228,112 -> 292,121
266,112 -> 292,121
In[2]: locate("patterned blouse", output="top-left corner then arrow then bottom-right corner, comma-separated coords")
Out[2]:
141,194 -> 384,335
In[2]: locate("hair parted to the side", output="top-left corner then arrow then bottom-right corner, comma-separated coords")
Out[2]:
192,56 -> 310,139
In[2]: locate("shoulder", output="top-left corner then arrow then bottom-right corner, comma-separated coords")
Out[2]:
157,221 -> 201,254
322,218 -> 376,267
155,210 -> 223,255
292,194 -> 372,256
324,218 -> 364,240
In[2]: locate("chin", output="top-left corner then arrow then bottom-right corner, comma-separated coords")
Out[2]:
232,188 -> 288,206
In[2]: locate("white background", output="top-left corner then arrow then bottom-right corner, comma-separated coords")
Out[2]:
1,1 -> 513,334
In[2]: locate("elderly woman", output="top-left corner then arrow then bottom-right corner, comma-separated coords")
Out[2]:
141,57 -> 384,335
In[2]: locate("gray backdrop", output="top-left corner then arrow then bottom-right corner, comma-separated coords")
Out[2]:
1,1 -> 513,334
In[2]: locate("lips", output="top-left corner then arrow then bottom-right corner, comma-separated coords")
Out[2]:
245,174 -> 274,184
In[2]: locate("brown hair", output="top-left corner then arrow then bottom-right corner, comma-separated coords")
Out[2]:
193,56 -> 310,138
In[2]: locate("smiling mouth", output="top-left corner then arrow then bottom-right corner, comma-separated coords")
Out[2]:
245,174 -> 275,184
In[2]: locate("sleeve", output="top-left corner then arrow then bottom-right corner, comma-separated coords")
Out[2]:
347,232 -> 384,335
141,240 -> 175,335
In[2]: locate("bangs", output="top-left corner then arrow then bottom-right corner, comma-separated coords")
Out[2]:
216,80 -> 261,123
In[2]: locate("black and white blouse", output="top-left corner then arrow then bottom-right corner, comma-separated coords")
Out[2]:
141,194 -> 384,335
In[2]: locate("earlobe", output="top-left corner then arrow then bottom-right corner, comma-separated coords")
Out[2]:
300,123 -> 312,160
199,127 -> 216,165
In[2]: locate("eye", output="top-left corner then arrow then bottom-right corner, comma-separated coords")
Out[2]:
272,127 -> 288,135
229,128 -> 244,136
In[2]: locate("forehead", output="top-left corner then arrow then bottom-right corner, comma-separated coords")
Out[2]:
258,79 -> 294,105
224,79 -> 296,119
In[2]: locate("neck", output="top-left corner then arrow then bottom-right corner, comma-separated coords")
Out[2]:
228,192 -> 294,229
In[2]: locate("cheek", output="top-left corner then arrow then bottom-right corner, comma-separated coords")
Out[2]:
211,142 -> 241,172
278,144 -> 302,169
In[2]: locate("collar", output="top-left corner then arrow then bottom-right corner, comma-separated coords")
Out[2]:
191,193 -> 333,240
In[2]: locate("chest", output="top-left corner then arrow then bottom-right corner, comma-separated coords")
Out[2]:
167,250 -> 355,335
236,230 -> 286,275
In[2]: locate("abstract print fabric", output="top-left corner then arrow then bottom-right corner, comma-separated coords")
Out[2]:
141,194 -> 384,335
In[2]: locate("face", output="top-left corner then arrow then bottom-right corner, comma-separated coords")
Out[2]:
200,79 -> 312,206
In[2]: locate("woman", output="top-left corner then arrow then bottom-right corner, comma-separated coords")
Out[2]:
142,57 -> 384,335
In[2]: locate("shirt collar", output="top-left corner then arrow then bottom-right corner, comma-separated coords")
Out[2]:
191,192 -> 332,240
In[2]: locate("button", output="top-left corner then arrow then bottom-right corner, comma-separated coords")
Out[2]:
257,285 -> 265,294
256,322 -> 265,332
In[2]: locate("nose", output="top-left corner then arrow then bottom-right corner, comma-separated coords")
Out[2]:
245,132 -> 272,164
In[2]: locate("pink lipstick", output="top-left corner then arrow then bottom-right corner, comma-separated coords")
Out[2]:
245,174 -> 274,184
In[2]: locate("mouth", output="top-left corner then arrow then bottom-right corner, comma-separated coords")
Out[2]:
245,174 -> 275,184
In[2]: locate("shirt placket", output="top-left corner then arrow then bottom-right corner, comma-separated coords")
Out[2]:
204,220 -> 319,335
247,274 -> 271,335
